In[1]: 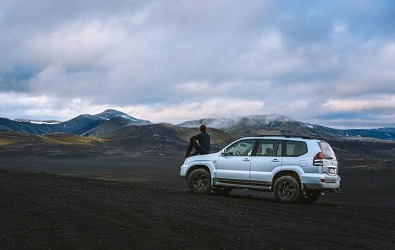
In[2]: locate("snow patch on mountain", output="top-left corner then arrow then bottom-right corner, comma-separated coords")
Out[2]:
29,120 -> 61,125
304,123 -> 314,129
15,119 -> 60,125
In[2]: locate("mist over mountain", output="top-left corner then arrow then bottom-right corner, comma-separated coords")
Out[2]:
178,115 -> 395,141
178,115 -> 293,129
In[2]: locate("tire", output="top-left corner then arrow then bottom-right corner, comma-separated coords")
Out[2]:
187,168 -> 211,194
211,186 -> 232,195
273,175 -> 301,203
300,189 -> 321,203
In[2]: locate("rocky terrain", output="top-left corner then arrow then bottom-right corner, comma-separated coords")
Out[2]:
0,156 -> 394,249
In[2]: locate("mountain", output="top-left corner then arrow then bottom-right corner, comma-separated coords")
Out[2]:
73,110 -> 151,137
1,110 -> 394,141
94,109 -> 151,125
0,117 -> 56,134
2,112 -> 395,158
0,109 -> 151,136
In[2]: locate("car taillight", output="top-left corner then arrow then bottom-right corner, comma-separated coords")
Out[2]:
313,152 -> 323,166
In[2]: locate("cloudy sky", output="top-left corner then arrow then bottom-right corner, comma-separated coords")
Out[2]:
1,0 -> 394,128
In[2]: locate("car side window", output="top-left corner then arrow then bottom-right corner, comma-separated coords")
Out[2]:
256,140 -> 282,156
285,141 -> 307,157
224,139 -> 256,156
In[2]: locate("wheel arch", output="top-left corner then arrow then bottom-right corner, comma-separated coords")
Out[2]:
272,170 -> 301,191
186,164 -> 211,180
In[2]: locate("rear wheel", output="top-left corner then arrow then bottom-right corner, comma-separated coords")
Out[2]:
187,168 -> 211,194
273,175 -> 301,203
300,189 -> 321,203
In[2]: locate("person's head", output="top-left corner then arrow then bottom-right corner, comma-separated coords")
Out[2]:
200,124 -> 207,132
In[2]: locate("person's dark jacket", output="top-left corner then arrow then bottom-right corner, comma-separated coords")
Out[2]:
191,131 -> 210,154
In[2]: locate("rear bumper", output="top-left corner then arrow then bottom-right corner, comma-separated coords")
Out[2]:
301,173 -> 341,190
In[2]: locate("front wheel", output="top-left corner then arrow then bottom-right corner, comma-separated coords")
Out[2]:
273,175 -> 301,203
187,168 -> 211,194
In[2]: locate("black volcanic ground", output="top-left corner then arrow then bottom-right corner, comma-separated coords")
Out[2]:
0,155 -> 394,249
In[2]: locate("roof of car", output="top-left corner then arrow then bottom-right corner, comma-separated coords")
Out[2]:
240,135 -> 316,140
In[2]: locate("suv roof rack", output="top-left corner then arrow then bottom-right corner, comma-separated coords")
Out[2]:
258,135 -> 313,140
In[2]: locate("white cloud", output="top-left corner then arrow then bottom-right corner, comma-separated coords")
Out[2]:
323,95 -> 395,112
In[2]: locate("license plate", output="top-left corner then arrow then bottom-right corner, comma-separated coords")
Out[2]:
325,176 -> 337,183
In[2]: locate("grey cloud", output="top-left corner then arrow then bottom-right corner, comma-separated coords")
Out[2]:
0,0 -> 394,127
0,65 -> 37,92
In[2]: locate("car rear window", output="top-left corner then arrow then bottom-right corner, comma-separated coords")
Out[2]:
284,141 -> 307,157
318,141 -> 336,160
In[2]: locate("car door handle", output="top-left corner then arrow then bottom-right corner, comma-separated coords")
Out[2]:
243,158 -> 250,162
271,159 -> 280,162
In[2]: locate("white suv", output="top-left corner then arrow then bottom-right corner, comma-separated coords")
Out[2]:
180,136 -> 341,203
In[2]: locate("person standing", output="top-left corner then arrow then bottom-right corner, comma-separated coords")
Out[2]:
184,124 -> 210,157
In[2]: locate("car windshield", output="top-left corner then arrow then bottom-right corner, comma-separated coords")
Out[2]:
225,139 -> 256,156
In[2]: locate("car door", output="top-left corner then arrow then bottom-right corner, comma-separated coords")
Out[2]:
250,139 -> 283,185
216,139 -> 257,182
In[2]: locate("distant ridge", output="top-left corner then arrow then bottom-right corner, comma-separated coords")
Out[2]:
0,110 -> 394,141
0,109 -> 151,136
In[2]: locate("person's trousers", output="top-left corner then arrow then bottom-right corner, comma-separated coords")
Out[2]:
186,140 -> 204,155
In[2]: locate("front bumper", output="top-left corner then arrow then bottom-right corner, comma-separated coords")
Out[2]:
180,163 -> 189,179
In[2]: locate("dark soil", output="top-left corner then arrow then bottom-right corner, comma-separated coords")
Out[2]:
0,157 -> 394,249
